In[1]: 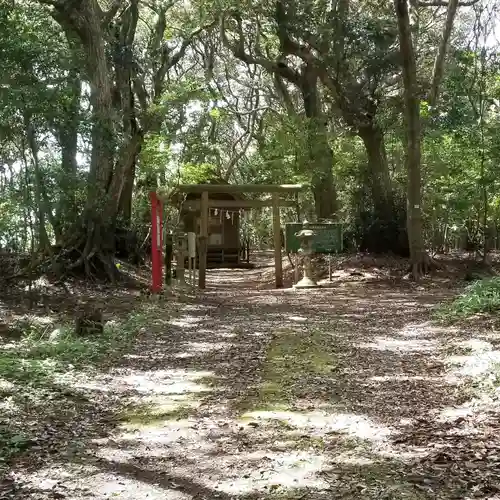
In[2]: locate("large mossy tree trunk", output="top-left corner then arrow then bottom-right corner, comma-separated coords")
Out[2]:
223,11 -> 338,222
301,65 -> 337,220
45,0 -> 141,279
357,123 -> 408,256
54,71 -> 81,242
394,0 -> 430,277
38,0 -> 201,278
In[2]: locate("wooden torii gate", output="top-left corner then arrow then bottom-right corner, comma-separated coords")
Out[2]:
170,183 -> 304,289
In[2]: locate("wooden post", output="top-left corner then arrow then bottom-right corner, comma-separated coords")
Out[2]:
165,233 -> 173,286
294,254 -> 300,285
198,191 -> 209,289
150,191 -> 163,293
272,192 -> 283,288
177,234 -> 186,285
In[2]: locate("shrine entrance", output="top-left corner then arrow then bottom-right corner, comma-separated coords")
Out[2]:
155,183 -> 304,290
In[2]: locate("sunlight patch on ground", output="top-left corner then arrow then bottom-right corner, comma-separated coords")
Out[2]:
376,299 -> 420,309
123,353 -> 150,360
120,369 -> 215,395
169,316 -> 205,328
107,418 -> 209,446
0,377 -> 15,393
289,315 -> 308,322
197,327 -> 236,338
242,410 -> 391,442
478,331 -> 500,343
173,341 -> 234,359
378,444 -> 431,462
437,405 -> 473,422
248,330 -> 268,337
457,338 -> 494,352
80,471 -> 186,500
93,413 -> 333,497
70,369 -> 215,396
446,342 -> 500,377
357,336 -> 439,353
215,450 -> 330,495
334,312 -> 369,322
91,430 -> 332,496
369,375 -> 444,383
331,451 -> 374,465
24,465 -> 191,500
0,393 -> 19,414
181,303 -> 216,313
397,322 -> 455,337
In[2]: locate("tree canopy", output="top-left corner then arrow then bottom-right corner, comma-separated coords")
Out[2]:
1,0 -> 499,278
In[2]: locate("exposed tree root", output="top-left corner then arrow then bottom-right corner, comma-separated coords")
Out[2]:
6,232 -> 126,284
408,252 -> 443,280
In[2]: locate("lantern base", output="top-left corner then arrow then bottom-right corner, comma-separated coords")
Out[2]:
294,276 -> 320,289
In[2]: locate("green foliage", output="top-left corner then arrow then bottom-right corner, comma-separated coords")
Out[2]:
1,0 -> 500,259
139,133 -> 172,179
179,162 -> 219,184
436,278 -> 500,320
0,199 -> 25,248
0,426 -> 31,463
0,305 -> 159,388
0,303 -> 163,463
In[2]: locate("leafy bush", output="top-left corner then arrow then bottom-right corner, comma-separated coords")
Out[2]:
437,277 -> 500,320
0,306 -> 156,388
0,305 -> 159,465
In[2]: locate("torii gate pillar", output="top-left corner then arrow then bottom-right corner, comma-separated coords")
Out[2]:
150,191 -> 163,293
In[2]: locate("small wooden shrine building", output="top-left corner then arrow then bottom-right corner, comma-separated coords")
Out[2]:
177,180 -> 247,267
163,181 -> 304,289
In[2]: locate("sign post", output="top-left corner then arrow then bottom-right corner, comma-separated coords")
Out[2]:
150,191 -> 163,293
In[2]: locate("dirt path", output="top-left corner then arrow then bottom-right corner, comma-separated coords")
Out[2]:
7,266 -> 500,499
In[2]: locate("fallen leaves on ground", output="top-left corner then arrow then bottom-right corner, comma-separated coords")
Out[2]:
2,256 -> 500,499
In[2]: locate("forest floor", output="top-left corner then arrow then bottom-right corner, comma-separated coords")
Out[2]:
2,255 -> 500,499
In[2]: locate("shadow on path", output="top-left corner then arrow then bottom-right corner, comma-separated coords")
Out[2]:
6,267 -> 500,499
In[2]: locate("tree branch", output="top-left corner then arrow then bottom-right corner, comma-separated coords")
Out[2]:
37,0 -> 63,5
419,0 -> 479,6
428,0 -> 460,106
273,74 -> 296,114
220,14 -> 301,86
102,0 -> 122,26
153,22 -> 215,99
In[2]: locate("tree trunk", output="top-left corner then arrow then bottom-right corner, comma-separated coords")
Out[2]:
107,130 -> 142,222
357,123 -> 408,255
54,70 -> 80,241
428,0 -> 460,107
46,0 -> 122,279
301,65 -> 337,220
118,158 -> 136,223
24,116 -> 52,251
395,0 -> 429,278
358,124 -> 394,216
114,2 -> 142,224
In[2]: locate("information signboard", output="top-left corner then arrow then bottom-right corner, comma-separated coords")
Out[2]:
285,222 -> 343,254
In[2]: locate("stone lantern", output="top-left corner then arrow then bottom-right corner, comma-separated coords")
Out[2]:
294,220 -> 319,288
